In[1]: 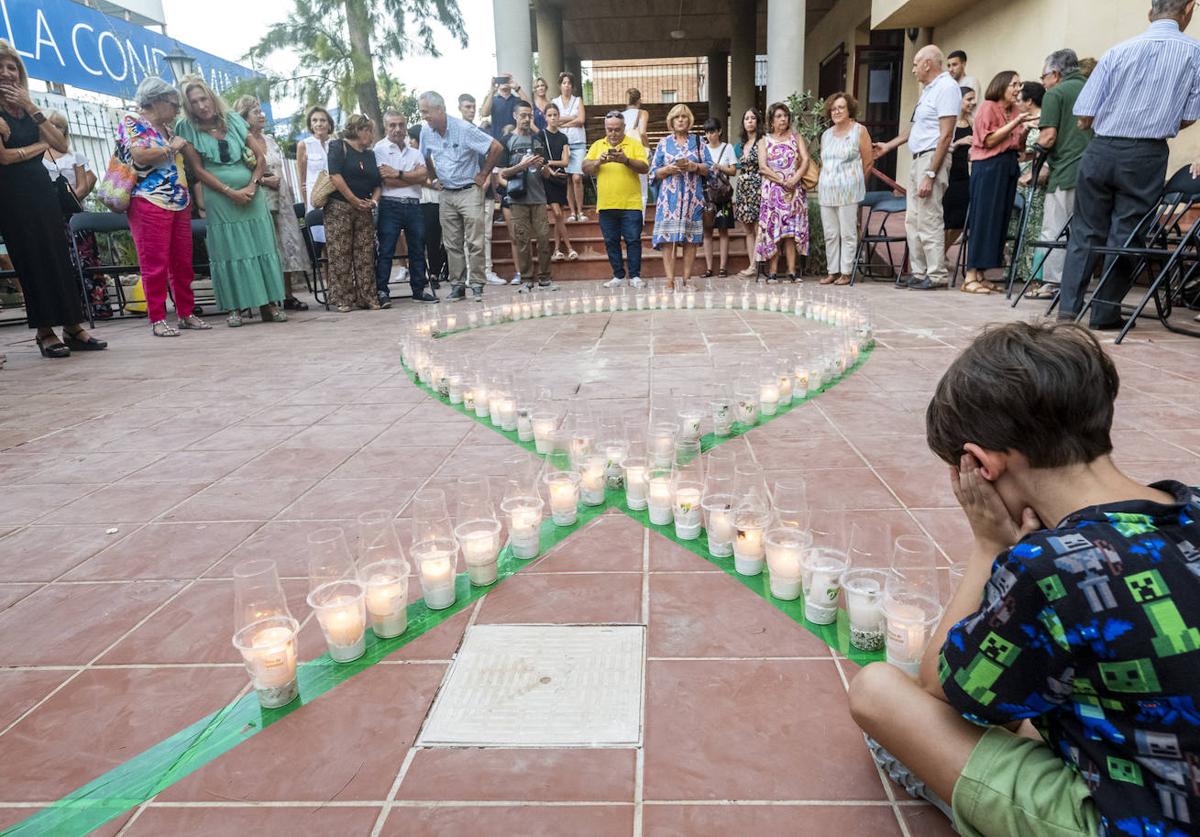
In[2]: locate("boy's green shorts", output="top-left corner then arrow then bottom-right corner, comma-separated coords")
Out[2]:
952,727 -> 1101,837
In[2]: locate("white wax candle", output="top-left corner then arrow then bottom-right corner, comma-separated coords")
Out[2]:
805,571 -> 839,623
445,314 -> 458,330
712,402 -> 733,436
624,465 -> 647,509
365,572 -> 407,638
569,298 -> 579,313
778,374 -> 793,404
580,460 -> 606,505
532,418 -> 556,453
549,479 -> 579,524
517,411 -> 534,441
247,625 -> 297,688
463,387 -> 476,411
318,594 -> 366,658
509,506 -> 542,558
678,411 -> 704,440
474,386 -> 490,418
704,291 -> 714,309
741,294 -> 751,311
724,292 -> 735,308
886,601 -> 928,665
448,377 -> 464,404
686,291 -> 696,309
648,477 -> 673,525
673,487 -> 702,540
604,445 -> 626,487
759,382 -> 780,416
498,398 -> 517,431
647,291 -> 658,307
673,292 -> 683,309
418,553 -> 456,609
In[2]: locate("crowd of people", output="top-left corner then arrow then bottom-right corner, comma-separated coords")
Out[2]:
4,0 -> 1199,360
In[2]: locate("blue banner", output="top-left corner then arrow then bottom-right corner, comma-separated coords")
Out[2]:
0,0 -> 261,100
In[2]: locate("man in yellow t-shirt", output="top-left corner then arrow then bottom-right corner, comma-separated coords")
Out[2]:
583,112 -> 650,288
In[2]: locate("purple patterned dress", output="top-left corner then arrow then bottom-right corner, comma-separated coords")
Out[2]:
755,134 -> 809,261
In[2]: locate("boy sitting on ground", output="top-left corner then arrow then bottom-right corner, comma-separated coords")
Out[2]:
849,321 -> 1200,837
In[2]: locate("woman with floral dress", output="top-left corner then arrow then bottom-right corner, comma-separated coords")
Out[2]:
651,104 -> 711,291
733,108 -> 763,278
755,102 -> 810,283
1015,81 -> 1048,294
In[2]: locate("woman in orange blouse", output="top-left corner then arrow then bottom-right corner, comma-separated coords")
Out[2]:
962,71 -> 1036,294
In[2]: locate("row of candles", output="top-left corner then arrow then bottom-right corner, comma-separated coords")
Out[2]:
411,282 -> 874,340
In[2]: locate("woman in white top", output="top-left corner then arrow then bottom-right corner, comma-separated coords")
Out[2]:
552,72 -> 587,221
816,92 -> 873,285
621,87 -> 650,210
296,106 -> 333,244
701,117 -> 737,278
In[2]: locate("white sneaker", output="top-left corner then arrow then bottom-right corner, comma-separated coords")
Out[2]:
509,273 -> 522,285
602,277 -> 626,288
630,277 -> 645,288
484,271 -> 506,285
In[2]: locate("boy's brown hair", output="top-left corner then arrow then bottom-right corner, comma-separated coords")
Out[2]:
926,322 -> 1120,467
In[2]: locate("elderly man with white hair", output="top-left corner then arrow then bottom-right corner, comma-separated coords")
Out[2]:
418,90 -> 504,302
873,45 -> 962,291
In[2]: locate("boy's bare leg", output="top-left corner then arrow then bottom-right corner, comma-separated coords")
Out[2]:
849,662 -> 986,805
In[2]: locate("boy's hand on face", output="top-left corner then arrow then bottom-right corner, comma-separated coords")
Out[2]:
950,453 -> 1042,555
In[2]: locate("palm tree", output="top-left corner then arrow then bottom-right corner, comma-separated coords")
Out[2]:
248,0 -> 465,131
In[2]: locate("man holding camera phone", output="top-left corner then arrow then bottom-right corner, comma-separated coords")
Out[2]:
482,72 -> 524,140
583,112 -> 650,288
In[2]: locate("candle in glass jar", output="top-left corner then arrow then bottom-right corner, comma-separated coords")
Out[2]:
548,476 -> 580,525
759,382 -> 780,416
845,576 -> 885,651
473,384 -> 490,418
624,462 -> 647,509
365,571 -> 408,638
460,529 -> 499,586
313,590 -> 367,662
517,409 -> 534,441
463,387 -> 476,411
886,601 -> 929,676
765,539 -> 804,600
416,549 -> 456,610
686,290 -> 696,309
734,525 -> 765,575
736,395 -> 759,425
647,476 -> 673,525
672,486 -> 702,540
705,505 -> 735,556
673,291 -> 684,309
508,503 -> 542,558
497,397 -> 517,432
448,375 -> 464,404
246,625 -> 297,689
704,290 -> 714,309
778,374 -> 793,405
580,457 -> 606,506
724,291 -> 735,309
532,416 -> 556,454
604,444 -> 626,489
678,409 -> 704,441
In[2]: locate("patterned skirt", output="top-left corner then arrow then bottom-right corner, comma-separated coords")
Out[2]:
734,171 -> 761,225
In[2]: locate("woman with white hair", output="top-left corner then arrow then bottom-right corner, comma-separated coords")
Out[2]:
120,76 -> 209,336
0,39 -> 106,357
176,75 -> 286,327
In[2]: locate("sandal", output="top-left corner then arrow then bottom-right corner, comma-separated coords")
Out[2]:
177,314 -> 210,330
36,334 -> 70,358
552,250 -> 565,262
833,276 -> 851,286
960,280 -> 992,295
63,327 -> 108,351
152,320 -> 180,337
737,265 -> 757,278
335,305 -> 352,313
1028,283 -> 1058,300
820,275 -> 837,285
226,312 -> 243,327
717,268 -> 728,278
283,296 -> 309,311
567,249 -> 579,261
701,269 -> 714,279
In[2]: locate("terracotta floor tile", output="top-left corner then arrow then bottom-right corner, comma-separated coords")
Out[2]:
396,748 -> 636,801
280,423 -> 390,449
649,536 -> 722,572
278,478 -> 424,521
0,583 -> 39,609
875,465 -> 959,509
327,446 -> 450,481
223,446 -> 357,481
162,478 -> 316,522
126,806 -> 381,836
898,802 -> 959,836
39,481 -> 208,524
64,521 -> 262,581
0,669 -> 73,730
476,572 -> 643,625
204,519 -> 356,578
788,467 -> 900,510
648,572 -> 832,658
643,659 -> 886,801
239,403 -> 337,426
0,524 -> 129,582
643,803 -> 903,836
0,483 -> 105,526
99,578 -> 323,665
0,666 -> 245,802
318,402 -> 418,425
388,605 -> 470,661
160,664 -> 445,802
0,806 -> 133,836
186,423 -> 301,451
117,450 -> 258,484
529,515 -> 646,573
380,805 -> 635,837
0,581 -> 183,665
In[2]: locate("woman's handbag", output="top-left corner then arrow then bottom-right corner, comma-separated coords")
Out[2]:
704,143 -> 733,205
309,170 -> 335,208
800,157 -> 820,192
96,142 -> 136,213
54,174 -> 83,217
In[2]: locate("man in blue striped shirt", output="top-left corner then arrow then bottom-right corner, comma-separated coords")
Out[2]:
1059,0 -> 1200,329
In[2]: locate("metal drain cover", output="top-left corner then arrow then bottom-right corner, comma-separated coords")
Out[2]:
418,624 -> 645,747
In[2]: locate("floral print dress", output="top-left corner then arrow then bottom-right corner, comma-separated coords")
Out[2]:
755,134 -> 809,261
733,139 -> 761,225
651,134 -> 712,247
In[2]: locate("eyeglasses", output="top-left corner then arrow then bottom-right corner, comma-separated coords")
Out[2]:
217,138 -> 231,164
605,110 -> 624,119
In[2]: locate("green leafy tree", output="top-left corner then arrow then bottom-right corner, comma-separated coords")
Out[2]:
248,0 -> 465,132
786,90 -> 830,276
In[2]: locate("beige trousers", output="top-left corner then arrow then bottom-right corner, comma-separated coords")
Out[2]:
820,203 -> 859,276
905,150 -> 951,284
1039,187 -> 1074,285
440,185 -> 486,290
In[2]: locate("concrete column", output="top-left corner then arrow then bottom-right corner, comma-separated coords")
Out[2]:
766,0 -> 805,105
534,2 -> 563,85
493,0 -> 534,96
564,53 -> 583,94
707,51 -> 729,129
730,0 -> 757,131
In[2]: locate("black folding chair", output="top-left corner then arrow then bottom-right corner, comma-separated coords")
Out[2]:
1012,213 -> 1071,309
850,196 -> 909,285
1004,146 -> 1049,296
1077,165 -> 1200,343
303,207 -> 330,309
68,212 -> 137,321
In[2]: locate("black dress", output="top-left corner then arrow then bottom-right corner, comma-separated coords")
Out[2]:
942,124 -> 971,231
542,129 -> 569,206
0,111 -> 84,329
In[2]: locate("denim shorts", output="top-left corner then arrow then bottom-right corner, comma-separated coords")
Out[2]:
567,143 -> 586,175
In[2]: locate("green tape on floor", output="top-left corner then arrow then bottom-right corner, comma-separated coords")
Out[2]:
1,507 -> 607,837
9,317 -> 874,837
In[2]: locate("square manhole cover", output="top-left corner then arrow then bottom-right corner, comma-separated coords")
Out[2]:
418,624 -> 645,747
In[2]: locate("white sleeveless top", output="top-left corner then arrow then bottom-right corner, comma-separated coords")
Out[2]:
554,95 -> 585,145
301,135 -> 329,208
621,107 -> 644,142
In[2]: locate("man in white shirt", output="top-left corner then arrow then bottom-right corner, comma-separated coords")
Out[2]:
874,45 -> 962,290
947,50 -> 980,98
375,110 -> 435,304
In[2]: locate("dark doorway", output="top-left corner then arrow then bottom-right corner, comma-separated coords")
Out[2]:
819,44 -> 846,100
853,28 -> 904,188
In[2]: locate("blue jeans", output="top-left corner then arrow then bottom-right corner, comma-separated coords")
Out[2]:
375,198 -> 426,296
598,209 -> 643,279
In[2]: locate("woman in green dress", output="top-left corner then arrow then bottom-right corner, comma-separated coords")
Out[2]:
176,76 -> 286,327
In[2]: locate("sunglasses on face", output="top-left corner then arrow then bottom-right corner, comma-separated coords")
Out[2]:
218,138 -> 231,164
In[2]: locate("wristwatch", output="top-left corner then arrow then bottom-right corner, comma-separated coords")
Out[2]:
924,170 -> 936,179
31,111 -> 46,125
